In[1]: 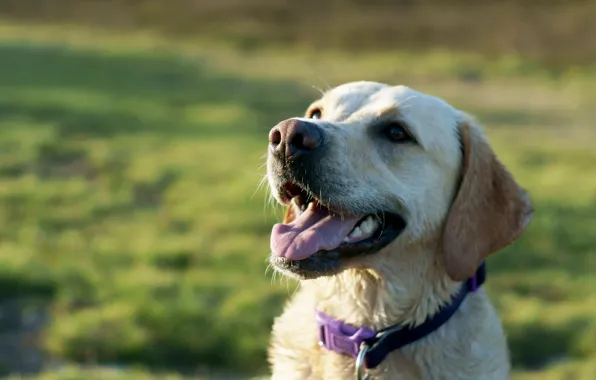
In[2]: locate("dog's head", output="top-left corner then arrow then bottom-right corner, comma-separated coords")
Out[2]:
266,82 -> 533,281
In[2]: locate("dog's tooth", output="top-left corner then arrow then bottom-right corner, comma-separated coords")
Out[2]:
359,220 -> 369,234
349,226 -> 363,239
369,217 -> 380,231
360,216 -> 374,234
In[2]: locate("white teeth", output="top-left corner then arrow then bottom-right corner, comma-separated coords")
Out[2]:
348,227 -> 363,240
360,216 -> 381,235
344,216 -> 381,242
360,216 -> 373,235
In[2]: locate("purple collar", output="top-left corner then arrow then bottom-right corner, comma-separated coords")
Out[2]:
316,262 -> 486,371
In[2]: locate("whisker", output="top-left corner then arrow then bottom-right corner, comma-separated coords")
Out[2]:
252,175 -> 268,200
290,281 -> 300,297
311,85 -> 326,97
398,95 -> 418,110
315,75 -> 332,92
374,212 -> 386,243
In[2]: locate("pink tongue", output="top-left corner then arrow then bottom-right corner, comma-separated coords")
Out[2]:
270,204 -> 361,261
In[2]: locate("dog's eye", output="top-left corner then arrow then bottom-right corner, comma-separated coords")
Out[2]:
308,109 -> 322,120
384,122 -> 413,143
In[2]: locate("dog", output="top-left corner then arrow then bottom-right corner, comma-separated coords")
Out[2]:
265,81 -> 533,380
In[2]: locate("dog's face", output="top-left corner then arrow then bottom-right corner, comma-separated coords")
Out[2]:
266,81 -> 532,280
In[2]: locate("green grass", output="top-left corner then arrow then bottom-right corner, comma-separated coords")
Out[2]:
0,23 -> 594,379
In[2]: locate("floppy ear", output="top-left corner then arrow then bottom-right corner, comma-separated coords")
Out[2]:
441,118 -> 533,281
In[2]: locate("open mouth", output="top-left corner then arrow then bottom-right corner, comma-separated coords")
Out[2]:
270,181 -> 406,263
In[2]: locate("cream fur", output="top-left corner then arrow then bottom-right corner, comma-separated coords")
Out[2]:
266,82 -> 531,380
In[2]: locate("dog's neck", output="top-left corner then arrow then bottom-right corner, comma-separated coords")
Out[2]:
305,242 -> 461,331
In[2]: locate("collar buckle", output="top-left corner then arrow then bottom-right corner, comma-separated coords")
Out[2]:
316,311 -> 377,358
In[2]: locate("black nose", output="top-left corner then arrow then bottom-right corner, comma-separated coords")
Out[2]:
269,119 -> 323,159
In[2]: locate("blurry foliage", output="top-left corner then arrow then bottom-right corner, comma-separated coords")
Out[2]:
0,0 -> 595,67
0,41 -> 308,375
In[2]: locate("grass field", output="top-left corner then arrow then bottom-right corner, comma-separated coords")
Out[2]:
0,23 -> 594,379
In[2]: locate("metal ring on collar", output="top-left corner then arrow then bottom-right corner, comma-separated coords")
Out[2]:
355,342 -> 371,380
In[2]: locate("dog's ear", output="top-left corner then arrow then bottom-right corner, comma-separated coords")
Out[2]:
441,118 -> 533,281
283,205 -> 297,224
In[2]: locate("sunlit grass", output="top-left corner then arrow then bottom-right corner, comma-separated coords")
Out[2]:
0,22 -> 593,379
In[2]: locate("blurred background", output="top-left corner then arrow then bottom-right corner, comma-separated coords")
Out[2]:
0,1 -> 594,379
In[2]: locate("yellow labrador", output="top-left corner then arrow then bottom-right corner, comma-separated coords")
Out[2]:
265,82 -> 533,380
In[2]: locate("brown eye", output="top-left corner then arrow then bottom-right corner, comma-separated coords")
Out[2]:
384,122 -> 412,143
309,109 -> 322,119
